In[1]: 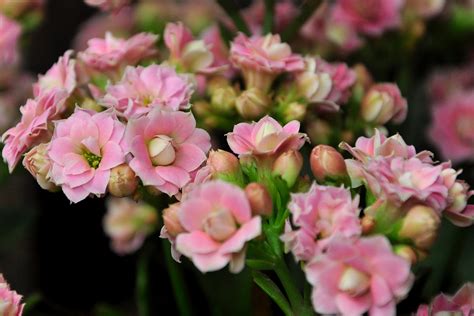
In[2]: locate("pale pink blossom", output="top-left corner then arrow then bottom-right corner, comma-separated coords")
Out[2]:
2,89 -> 68,172
23,143 -> 57,191
361,83 -> 408,125
429,92 -> 474,163
281,183 -> 361,262
202,26 -> 234,78
332,0 -> 403,36
305,236 -> 413,316
175,180 -> 261,273
79,32 -> 158,73
104,197 -> 158,255
416,283 -> 474,316
226,116 -> 308,157
0,13 -> 21,67
48,109 -> 126,203
0,274 -> 24,316
317,58 -> 356,104
440,167 -> 474,227
34,50 -> 77,97
125,109 -> 211,197
84,0 -> 130,12
102,64 -> 193,118
164,22 -> 194,61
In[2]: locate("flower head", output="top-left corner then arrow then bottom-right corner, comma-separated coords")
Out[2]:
48,109 -> 126,203
175,180 -> 261,273
305,236 -> 413,316
0,274 -> 24,316
23,142 -> 57,191
125,109 -> 211,196
416,283 -> 474,316
316,58 -> 356,104
34,50 -> 77,97
361,83 -> 407,125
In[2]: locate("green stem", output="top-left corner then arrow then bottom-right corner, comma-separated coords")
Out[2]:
263,0 -> 275,34
274,258 -> 304,314
215,0 -> 251,35
162,239 -> 193,316
281,0 -> 323,42
136,246 -> 151,316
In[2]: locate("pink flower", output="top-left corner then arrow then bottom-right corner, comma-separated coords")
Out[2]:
84,0 -> 130,12
0,274 -> 24,316
175,180 -> 261,273
104,197 -> 158,255
429,92 -> 474,163
361,83 -> 408,125
102,64 -> 193,118
305,236 -> 413,316
0,13 -> 21,67
125,109 -> 211,196
281,183 -> 361,262
230,33 -> 304,91
34,50 -> 77,97
79,32 -> 157,73
226,116 -> 308,157
416,283 -> 474,316
2,89 -> 68,172
202,26 -> 234,78
48,109 -> 126,203
441,168 -> 474,227
332,0 -> 403,36
317,58 -> 356,104
164,22 -> 194,61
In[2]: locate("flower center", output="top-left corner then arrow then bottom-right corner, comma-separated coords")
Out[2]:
83,151 -> 102,169
203,209 -> 237,242
148,135 -> 176,166
338,267 -> 371,297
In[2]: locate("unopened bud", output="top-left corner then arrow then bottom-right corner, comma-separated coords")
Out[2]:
207,76 -> 230,95
207,150 -> 240,175
192,100 -> 211,117
338,267 -> 370,296
273,150 -> 303,187
394,245 -> 418,265
296,68 -> 332,103
163,203 -> 185,237
361,215 -> 375,234
235,88 -> 271,119
203,210 -> 237,242
245,183 -> 273,217
399,205 -> 441,250
361,83 -> 407,125
310,145 -> 347,182
148,135 -> 176,166
283,102 -> 306,122
23,143 -> 58,192
210,86 -> 237,113
108,164 -> 139,197
182,40 -> 213,73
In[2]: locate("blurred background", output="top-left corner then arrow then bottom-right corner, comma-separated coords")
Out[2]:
1,0 -> 474,315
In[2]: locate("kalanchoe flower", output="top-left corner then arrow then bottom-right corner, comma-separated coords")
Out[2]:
34,50 -> 77,97
226,116 -> 308,159
207,150 -> 240,177
429,92 -> 474,163
295,57 -> 333,103
398,205 -> 441,250
332,0 -> 403,36
281,183 -> 361,262
102,64 -> 193,118
361,83 -> 408,125
0,13 -> 21,67
23,143 -> 58,192
230,33 -> 304,92
0,274 -> 24,316
48,109 -> 126,203
79,32 -> 158,73
317,58 -> 356,104
104,197 -> 158,255
175,180 -> 261,273
441,168 -> 474,227
2,89 -> 68,172
272,150 -> 303,187
202,26 -> 233,78
125,109 -> 211,196
416,282 -> 474,316
305,236 -> 413,316
84,0 -> 130,12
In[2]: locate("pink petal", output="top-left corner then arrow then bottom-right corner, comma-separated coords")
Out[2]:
191,252 -> 231,273
176,231 -> 221,256
185,128 -> 211,153
335,293 -> 371,316
283,120 -> 301,134
84,169 -> 110,195
62,184 -> 90,203
99,142 -> 125,170
173,143 -> 207,171
179,198 -> 213,231
155,165 -> 191,188
220,217 -> 261,253
371,274 -> 393,306
49,137 -> 78,164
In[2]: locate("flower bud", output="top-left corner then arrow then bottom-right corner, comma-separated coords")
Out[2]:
310,145 -> 347,182
192,100 -> 211,117
235,88 -> 271,119
210,86 -> 237,113
22,143 -> 58,192
398,205 -> 441,250
163,203 -> 185,237
207,76 -> 230,95
245,182 -> 273,217
273,150 -> 303,187
283,102 -> 306,122
207,150 -> 240,176
182,40 -> 213,72
80,98 -> 103,112
394,245 -> 418,265
203,210 -> 237,242
148,135 -> 176,166
108,164 -> 139,197
361,83 -> 407,125
338,267 -> 370,296
296,69 -> 332,103
307,118 -> 331,145
361,215 -> 375,234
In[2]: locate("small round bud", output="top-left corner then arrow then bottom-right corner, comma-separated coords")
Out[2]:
245,182 -> 273,217
338,267 -> 370,296
235,88 -> 271,119
361,215 -> 376,234
310,145 -> 347,182
108,164 -> 139,197
272,150 -> 303,187
148,135 -> 176,166
23,143 -> 58,192
203,210 -> 237,242
398,205 -> 441,250
163,203 -> 185,237
394,245 -> 418,265
283,102 -> 306,122
207,150 -> 240,176
210,86 -> 237,113
361,83 -> 407,125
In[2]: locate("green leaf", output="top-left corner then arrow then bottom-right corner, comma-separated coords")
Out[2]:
263,0 -> 275,34
252,271 -> 293,316
246,259 -> 275,270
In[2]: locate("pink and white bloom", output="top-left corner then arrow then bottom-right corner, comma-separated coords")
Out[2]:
202,26 -> 234,78
48,109 -> 126,203
429,92 -> 474,163
84,0 -> 130,12
226,116 -> 308,157
295,57 -> 333,103
332,0 -> 403,36
230,33 -> 304,91
175,180 -> 262,273
305,236 -> 413,316
281,183 -> 361,262
164,22 -> 194,61
2,89 -> 68,172
317,58 -> 356,104
125,109 -> 211,196
441,167 -> 474,227
0,13 -> 21,67
104,197 -> 158,255
34,50 -> 77,97
361,83 -> 408,125
0,274 -> 24,316
102,64 -> 193,118
416,283 -> 474,316
79,32 -> 157,73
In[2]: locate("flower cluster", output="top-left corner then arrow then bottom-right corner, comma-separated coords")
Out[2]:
0,274 -> 24,316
